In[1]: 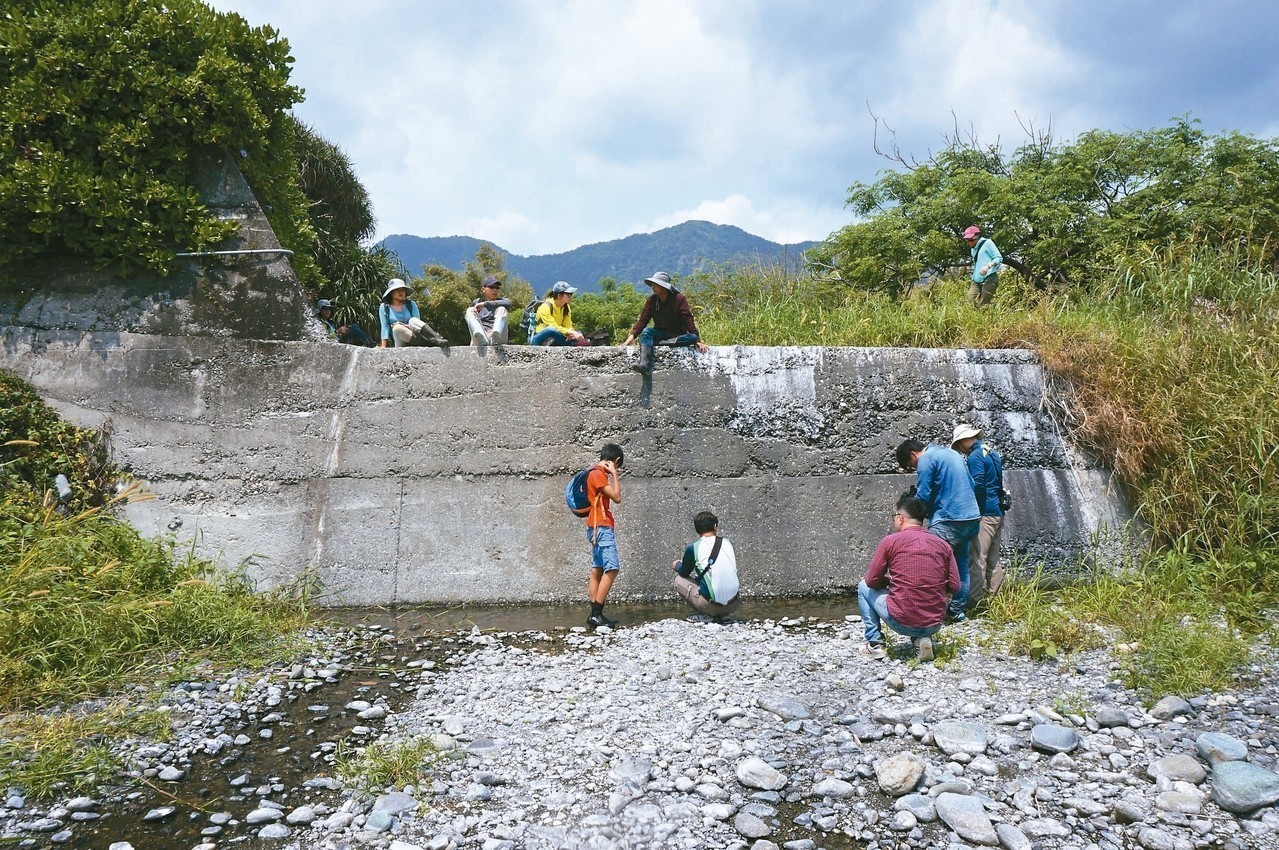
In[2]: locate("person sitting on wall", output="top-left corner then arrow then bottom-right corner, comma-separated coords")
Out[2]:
316,299 -> 373,346
673,510 -> 741,621
465,274 -> 513,346
621,271 -> 709,374
857,494 -> 960,662
531,281 -> 589,346
379,279 -> 449,348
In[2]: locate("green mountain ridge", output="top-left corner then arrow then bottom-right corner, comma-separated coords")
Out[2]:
380,220 -> 818,293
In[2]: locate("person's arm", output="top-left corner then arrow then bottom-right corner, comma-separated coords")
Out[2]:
678,294 -> 710,352
913,452 -> 935,513
968,450 -> 989,511
623,296 -> 655,344
864,536 -> 893,589
977,241 -> 1002,280
595,460 -> 622,503
945,546 -> 961,594
378,304 -> 392,346
535,300 -> 566,334
490,297 -> 513,310
675,542 -> 697,576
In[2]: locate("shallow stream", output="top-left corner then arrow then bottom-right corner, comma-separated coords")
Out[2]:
50,596 -> 859,850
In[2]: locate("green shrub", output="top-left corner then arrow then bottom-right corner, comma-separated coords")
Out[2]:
0,0 -> 312,281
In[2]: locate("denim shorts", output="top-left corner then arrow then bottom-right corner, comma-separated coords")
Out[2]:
587,525 -> 621,573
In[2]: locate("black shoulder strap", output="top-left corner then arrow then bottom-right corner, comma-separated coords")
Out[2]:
695,536 -> 724,581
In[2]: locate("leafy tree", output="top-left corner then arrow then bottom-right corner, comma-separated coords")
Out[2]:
0,0 -> 316,282
572,278 -> 648,342
809,119 -> 1279,296
409,246 -> 534,344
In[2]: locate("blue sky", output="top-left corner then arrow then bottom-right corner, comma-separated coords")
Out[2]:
207,0 -> 1279,257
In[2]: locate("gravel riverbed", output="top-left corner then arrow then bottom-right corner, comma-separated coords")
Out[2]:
4,615 -> 1279,850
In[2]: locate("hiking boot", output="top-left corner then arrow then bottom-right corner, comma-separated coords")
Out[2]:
861,642 -> 887,660
914,636 -> 934,662
632,344 -> 653,374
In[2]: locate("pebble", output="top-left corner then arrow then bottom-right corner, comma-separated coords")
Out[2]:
4,618 -> 1279,850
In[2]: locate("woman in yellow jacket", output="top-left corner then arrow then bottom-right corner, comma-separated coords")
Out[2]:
530,281 -> 588,346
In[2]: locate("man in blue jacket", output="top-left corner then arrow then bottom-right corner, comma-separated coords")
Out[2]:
963,225 -> 1002,307
895,437 -> 981,621
952,423 -> 1007,604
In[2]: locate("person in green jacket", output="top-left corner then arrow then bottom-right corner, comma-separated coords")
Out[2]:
963,225 -> 1003,307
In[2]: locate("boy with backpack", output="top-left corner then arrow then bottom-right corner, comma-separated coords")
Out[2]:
673,510 -> 741,621
571,443 -> 625,628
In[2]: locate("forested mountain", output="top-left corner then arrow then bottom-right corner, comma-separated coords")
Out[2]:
381,221 -> 818,292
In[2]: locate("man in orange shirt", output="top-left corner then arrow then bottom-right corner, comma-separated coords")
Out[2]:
585,443 -> 625,628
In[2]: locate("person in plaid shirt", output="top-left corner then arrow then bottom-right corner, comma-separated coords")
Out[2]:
857,494 -> 960,662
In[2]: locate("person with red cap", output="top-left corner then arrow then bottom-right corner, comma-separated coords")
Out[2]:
963,226 -> 1003,307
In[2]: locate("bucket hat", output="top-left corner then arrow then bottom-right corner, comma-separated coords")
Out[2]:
551,281 -> 577,295
382,278 -> 409,301
643,271 -> 675,291
951,423 -> 984,447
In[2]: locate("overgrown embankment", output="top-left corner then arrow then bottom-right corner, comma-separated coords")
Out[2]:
692,250 -> 1279,693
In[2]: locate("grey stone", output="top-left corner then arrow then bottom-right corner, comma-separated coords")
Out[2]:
876,752 -> 926,797
1149,695 -> 1193,720
1154,790 -> 1202,814
893,793 -> 936,822
810,778 -> 855,799
285,806 -> 316,825
1135,827 -> 1178,850
736,757 -> 788,791
1030,723 -> 1079,754
1210,761 -> 1279,813
934,792 -> 998,845
257,823 -> 290,840
734,811 -> 772,838
364,809 -> 394,833
889,810 -> 917,831
995,822 -> 1032,850
1020,818 -> 1071,838
1148,753 -> 1207,784
931,720 -> 988,756
142,807 -> 176,821
245,808 -> 282,825
1094,705 -> 1131,728
373,791 -> 418,815
757,695 -> 811,720
1195,731 -> 1248,766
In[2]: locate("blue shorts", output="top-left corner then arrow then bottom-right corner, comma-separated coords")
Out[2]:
587,526 -> 621,573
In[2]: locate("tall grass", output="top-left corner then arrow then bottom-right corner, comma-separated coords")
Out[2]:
694,252 -> 1279,696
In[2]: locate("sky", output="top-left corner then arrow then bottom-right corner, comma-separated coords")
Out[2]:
206,0 -> 1279,258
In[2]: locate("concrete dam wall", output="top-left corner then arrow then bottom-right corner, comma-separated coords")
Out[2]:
0,334 -> 1130,607
0,153 -> 1129,606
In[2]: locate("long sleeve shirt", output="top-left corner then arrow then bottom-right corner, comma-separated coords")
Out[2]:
970,237 -> 1003,283
470,296 -> 513,330
914,444 -> 981,523
534,299 -> 575,334
379,300 -> 420,342
864,526 -> 960,628
630,291 -> 699,338
966,440 -> 1005,517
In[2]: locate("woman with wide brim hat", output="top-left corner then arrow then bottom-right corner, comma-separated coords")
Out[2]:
378,278 -> 449,348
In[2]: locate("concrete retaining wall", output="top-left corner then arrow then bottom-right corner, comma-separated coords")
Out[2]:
0,333 -> 1131,606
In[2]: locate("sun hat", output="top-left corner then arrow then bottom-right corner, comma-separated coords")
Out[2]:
643,271 -> 675,291
316,299 -> 333,310
951,423 -> 984,447
962,226 -> 982,240
382,278 -> 409,300
551,281 -> 577,295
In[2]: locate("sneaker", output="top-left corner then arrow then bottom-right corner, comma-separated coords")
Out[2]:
471,330 -> 487,347
914,636 -> 934,662
861,642 -> 888,660
946,610 -> 967,624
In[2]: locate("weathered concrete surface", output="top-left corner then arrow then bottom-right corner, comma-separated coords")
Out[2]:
0,333 -> 1131,606
0,152 -> 313,342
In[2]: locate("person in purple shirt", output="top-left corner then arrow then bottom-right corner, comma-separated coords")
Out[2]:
621,271 -> 708,374
858,494 -> 960,661
895,437 -> 981,621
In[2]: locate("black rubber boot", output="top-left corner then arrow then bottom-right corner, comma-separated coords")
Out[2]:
632,344 -> 653,374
